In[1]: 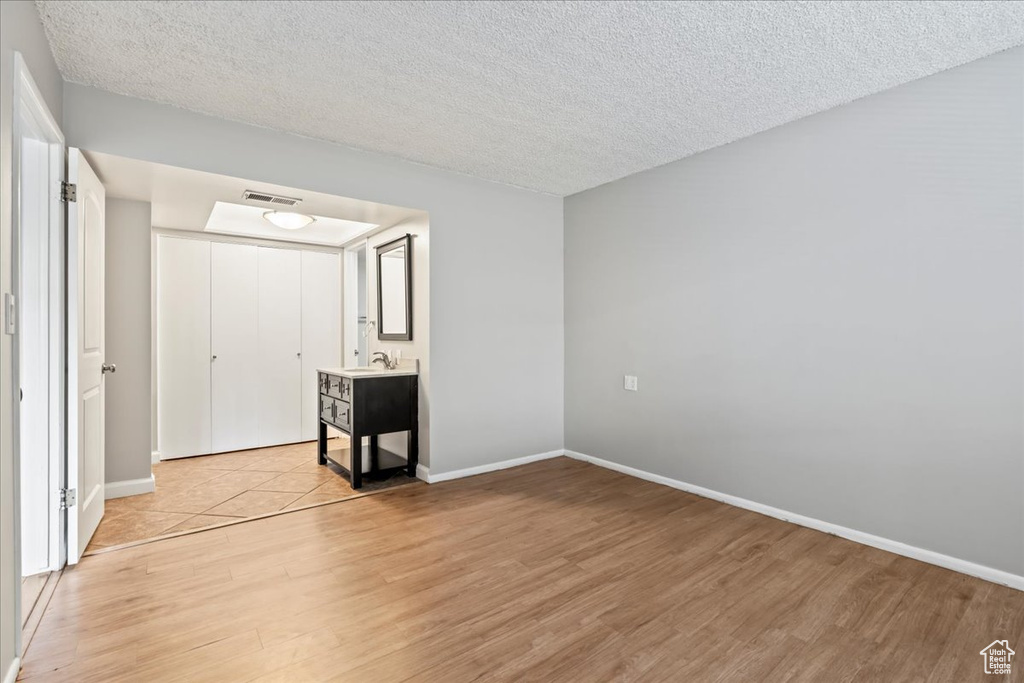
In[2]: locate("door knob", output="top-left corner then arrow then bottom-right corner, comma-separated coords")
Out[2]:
101,363 -> 117,374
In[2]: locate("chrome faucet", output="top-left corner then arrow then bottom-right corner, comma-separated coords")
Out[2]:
371,351 -> 397,370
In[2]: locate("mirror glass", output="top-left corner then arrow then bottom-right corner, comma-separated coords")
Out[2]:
377,235 -> 412,340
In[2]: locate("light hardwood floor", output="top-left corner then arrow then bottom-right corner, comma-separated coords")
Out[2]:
20,573 -> 49,627
19,457 -> 1024,682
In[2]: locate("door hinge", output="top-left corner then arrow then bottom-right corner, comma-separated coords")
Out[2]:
60,488 -> 77,509
61,181 -> 77,203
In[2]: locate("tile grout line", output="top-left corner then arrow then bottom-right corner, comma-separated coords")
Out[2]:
95,456 -> 324,543
89,442 -> 372,551
83,479 -> 424,557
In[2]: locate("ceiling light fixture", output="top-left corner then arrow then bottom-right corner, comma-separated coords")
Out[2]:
263,210 -> 315,230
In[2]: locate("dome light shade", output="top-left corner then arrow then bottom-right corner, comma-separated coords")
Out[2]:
263,210 -> 315,230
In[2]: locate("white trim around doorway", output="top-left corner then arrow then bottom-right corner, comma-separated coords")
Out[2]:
10,50 -> 66,658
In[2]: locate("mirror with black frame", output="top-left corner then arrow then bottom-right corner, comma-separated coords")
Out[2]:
376,234 -> 412,341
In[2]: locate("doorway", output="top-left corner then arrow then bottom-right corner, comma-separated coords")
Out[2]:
344,241 -> 369,367
11,53 -> 65,636
358,245 -> 368,364
73,152 -> 426,550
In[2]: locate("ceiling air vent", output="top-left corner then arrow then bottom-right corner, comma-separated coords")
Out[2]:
242,189 -> 302,206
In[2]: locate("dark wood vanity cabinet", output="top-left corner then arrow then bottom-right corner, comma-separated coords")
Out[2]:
317,371 -> 418,489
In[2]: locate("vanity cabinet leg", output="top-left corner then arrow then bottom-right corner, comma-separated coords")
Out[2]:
317,421 -> 327,465
407,429 -> 418,478
351,430 -> 363,489
408,378 -> 419,479
369,435 -> 379,475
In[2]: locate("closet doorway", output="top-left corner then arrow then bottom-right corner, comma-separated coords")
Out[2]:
157,236 -> 341,457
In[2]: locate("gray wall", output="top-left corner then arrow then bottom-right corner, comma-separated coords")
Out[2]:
62,83 -> 566,478
565,47 -> 1024,577
104,198 -> 152,484
0,1 -> 63,676
366,217 -> 431,466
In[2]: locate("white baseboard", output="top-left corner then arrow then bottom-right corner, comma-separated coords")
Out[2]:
3,657 -> 20,683
417,449 -> 563,484
564,450 -> 1024,592
151,451 -> 161,464
105,475 -> 156,500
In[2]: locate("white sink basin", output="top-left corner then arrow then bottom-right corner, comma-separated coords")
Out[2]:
318,366 -> 417,378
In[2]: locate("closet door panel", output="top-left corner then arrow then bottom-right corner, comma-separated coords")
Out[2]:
258,247 -> 302,446
211,242 -> 260,453
300,251 -> 342,441
157,236 -> 211,459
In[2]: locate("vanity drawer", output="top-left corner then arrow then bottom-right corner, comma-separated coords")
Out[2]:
319,394 -> 351,431
320,395 -> 336,423
340,377 -> 352,401
334,400 -> 351,430
325,374 -> 344,400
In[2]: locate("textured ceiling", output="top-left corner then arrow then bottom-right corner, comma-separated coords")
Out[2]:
38,1 -> 1024,195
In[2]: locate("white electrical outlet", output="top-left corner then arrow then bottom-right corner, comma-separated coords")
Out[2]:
624,375 -> 638,391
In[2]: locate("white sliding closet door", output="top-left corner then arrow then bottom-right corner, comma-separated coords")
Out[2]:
157,236 -> 211,459
258,247 -> 302,446
300,251 -> 342,441
211,242 -> 260,452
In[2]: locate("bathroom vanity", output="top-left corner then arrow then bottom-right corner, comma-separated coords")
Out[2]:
316,367 -> 419,488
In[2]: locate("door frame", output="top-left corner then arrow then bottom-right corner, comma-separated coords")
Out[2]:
9,51 -> 66,653
343,240 -> 367,367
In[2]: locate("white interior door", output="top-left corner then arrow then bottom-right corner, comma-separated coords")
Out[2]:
300,251 -> 341,441
156,236 -> 211,459
66,148 -> 105,563
212,242 -> 259,452
258,247 -> 301,446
